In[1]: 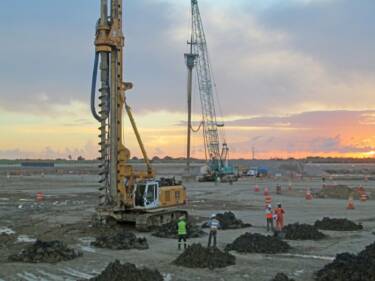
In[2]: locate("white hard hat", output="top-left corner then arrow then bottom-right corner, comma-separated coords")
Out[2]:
211,214 -> 216,218
267,204 -> 272,208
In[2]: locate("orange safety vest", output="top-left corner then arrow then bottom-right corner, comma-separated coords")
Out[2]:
265,209 -> 273,219
275,208 -> 285,220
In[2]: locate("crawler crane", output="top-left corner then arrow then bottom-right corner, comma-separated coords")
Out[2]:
185,0 -> 237,182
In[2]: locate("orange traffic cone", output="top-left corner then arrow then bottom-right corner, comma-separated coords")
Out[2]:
360,193 -> 368,202
347,196 -> 355,210
36,192 -> 44,202
357,186 -> 365,194
254,185 -> 260,192
264,187 -> 270,196
305,189 -> 313,200
264,195 -> 272,206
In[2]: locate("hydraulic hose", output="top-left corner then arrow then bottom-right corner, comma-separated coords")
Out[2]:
91,51 -> 102,122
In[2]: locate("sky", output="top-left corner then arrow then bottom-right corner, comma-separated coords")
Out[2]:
0,0 -> 375,160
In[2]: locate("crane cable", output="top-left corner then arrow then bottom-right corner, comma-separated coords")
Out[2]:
190,121 -> 203,133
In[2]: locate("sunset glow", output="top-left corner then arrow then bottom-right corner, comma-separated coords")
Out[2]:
0,1 -> 374,160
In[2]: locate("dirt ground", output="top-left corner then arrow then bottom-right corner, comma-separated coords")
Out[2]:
0,162 -> 375,281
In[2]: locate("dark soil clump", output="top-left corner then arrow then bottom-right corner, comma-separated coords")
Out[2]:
225,233 -> 291,254
8,240 -> 82,263
92,231 -> 148,250
202,212 -> 251,230
87,260 -> 163,281
283,223 -> 326,240
315,242 -> 375,281
0,233 -> 16,248
173,243 -> 235,269
314,217 -> 363,231
271,273 -> 296,281
152,220 -> 205,239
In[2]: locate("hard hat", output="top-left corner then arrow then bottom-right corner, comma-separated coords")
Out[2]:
211,214 -> 216,218
267,204 -> 272,208
179,215 -> 185,220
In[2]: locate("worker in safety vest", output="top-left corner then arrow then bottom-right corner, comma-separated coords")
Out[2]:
265,204 -> 274,232
275,203 -> 285,231
177,216 -> 188,250
207,214 -> 220,248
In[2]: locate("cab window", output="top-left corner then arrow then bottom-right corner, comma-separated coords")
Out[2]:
146,184 -> 156,202
135,184 -> 146,206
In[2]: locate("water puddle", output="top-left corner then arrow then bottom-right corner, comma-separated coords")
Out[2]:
78,237 -> 96,253
17,235 -> 37,243
0,227 -> 15,235
278,253 -> 335,261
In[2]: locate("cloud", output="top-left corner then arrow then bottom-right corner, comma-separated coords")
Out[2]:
1,0 -> 374,117
226,110 -> 375,128
258,0 -> 375,73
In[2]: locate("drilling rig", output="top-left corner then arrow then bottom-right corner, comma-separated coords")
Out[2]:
90,0 -> 187,230
186,0 -> 237,182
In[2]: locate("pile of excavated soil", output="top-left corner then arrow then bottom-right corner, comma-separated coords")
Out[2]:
8,240 -> 82,263
152,221 -> 206,239
315,242 -> 375,281
271,273 -> 296,281
173,243 -> 235,269
316,185 -> 357,199
92,231 -> 148,250
283,223 -> 326,240
202,212 -> 252,230
314,217 -> 363,231
225,233 -> 291,254
87,260 -> 163,281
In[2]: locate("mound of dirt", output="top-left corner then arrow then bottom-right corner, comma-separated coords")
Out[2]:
87,260 -> 163,281
202,212 -> 252,230
173,243 -> 235,269
316,185 -> 357,199
225,233 -> 291,254
314,217 -> 363,231
283,223 -> 326,240
315,242 -> 375,281
152,221 -> 206,239
92,231 -> 148,250
271,273 -> 296,281
8,240 -> 82,263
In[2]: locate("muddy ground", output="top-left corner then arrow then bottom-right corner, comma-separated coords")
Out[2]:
0,162 -> 375,281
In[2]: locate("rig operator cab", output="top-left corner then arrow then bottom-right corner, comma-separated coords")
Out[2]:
134,180 -> 187,209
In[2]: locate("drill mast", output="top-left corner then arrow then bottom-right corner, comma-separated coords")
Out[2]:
91,0 -> 153,208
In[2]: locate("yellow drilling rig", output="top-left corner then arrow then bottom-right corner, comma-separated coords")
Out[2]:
90,0 -> 188,230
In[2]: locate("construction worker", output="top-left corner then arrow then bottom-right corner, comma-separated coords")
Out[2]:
177,216 -> 188,250
265,204 -> 274,232
275,203 -> 285,231
207,214 -> 220,248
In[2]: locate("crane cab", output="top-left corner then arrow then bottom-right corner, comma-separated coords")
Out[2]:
133,180 -> 187,210
134,181 -> 160,209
